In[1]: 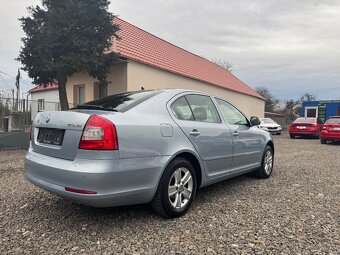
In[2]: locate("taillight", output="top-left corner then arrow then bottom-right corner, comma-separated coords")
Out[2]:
79,115 -> 118,150
322,126 -> 327,130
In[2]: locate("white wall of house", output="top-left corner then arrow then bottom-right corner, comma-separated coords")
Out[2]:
66,63 -> 127,105
30,89 -> 59,121
64,60 -> 264,118
126,60 -> 265,118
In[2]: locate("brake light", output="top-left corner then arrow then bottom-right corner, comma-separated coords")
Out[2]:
79,115 -> 118,150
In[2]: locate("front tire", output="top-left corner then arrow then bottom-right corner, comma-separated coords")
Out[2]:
151,158 -> 197,218
320,139 -> 327,144
290,134 -> 295,139
254,145 -> 274,179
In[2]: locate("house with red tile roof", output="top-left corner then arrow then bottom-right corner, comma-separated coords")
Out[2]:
61,17 -> 264,117
28,83 -> 60,120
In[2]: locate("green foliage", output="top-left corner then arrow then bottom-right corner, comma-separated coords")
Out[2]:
17,0 -> 120,109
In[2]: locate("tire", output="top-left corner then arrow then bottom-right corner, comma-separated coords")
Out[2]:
290,134 -> 295,139
277,132 -> 281,135
254,145 -> 274,179
151,158 -> 197,218
320,139 -> 327,144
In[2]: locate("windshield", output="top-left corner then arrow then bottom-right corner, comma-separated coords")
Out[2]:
261,118 -> 276,124
74,90 -> 161,112
293,118 -> 316,124
326,118 -> 340,124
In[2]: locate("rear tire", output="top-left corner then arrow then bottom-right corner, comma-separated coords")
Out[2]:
320,139 -> 327,144
254,146 -> 274,179
151,158 -> 197,218
290,134 -> 295,139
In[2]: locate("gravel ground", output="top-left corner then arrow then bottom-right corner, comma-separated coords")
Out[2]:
0,134 -> 339,254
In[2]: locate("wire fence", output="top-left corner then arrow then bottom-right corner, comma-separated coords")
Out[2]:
0,97 -> 73,131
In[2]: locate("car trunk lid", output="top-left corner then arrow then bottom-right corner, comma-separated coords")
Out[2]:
32,111 -> 91,160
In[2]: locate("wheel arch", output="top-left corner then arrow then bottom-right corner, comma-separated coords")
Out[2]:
163,150 -> 204,189
266,140 -> 274,154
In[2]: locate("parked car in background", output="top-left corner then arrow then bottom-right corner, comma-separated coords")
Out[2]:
259,118 -> 282,135
25,89 -> 274,218
320,116 -> 340,144
289,117 -> 323,139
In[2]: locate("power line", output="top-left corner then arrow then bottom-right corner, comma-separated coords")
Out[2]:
0,69 -> 33,88
0,73 -> 13,90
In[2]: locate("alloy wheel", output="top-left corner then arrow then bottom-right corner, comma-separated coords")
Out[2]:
264,150 -> 273,175
168,167 -> 193,209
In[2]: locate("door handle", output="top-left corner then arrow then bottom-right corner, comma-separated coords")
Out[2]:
189,129 -> 201,136
233,131 -> 239,137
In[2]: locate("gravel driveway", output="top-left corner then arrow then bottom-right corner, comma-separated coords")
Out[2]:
1,134 -> 339,254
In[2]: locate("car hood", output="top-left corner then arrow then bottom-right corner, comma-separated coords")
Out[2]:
260,123 -> 280,128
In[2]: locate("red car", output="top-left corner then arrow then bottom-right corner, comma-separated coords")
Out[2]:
289,117 -> 324,139
320,116 -> 340,144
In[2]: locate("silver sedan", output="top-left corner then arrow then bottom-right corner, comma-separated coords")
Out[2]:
25,89 -> 274,218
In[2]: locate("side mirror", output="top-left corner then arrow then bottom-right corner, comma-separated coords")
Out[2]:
250,116 -> 261,126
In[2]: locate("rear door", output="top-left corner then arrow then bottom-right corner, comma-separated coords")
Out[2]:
170,94 -> 233,178
214,98 -> 263,173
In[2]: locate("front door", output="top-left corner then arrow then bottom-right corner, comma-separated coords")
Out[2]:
215,98 -> 263,172
170,94 -> 233,178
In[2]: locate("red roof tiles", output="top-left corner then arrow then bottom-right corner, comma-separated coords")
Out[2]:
113,18 -> 264,100
28,83 -> 58,93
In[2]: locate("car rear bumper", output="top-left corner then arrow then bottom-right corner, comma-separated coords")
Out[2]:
25,148 -> 170,207
289,129 -> 319,136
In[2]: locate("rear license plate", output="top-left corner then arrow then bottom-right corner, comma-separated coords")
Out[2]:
297,126 -> 306,129
37,128 -> 65,146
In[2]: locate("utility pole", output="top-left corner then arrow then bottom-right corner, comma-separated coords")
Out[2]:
11,89 -> 14,111
15,69 -> 20,111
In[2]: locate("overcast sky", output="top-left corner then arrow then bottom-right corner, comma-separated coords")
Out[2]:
0,0 -> 339,100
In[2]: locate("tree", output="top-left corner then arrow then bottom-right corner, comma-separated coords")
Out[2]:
281,99 -> 299,124
17,0 -> 120,110
299,93 -> 317,102
255,87 -> 279,113
210,58 -> 233,72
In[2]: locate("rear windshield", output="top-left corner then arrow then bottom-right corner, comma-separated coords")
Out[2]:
326,118 -> 340,124
75,90 -> 161,112
293,118 -> 316,124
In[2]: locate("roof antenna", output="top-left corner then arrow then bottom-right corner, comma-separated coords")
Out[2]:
141,86 -> 145,90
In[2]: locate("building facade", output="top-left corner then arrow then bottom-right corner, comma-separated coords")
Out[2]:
65,18 -> 265,118
302,100 -> 340,122
28,84 -> 60,121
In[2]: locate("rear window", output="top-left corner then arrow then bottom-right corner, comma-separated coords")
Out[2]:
293,118 -> 316,124
326,118 -> 340,124
77,90 -> 161,112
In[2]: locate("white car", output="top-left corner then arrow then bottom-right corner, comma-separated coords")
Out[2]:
259,118 -> 282,135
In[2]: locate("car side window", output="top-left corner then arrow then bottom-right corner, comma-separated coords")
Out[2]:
185,95 -> 221,123
215,98 -> 248,125
170,96 -> 194,121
